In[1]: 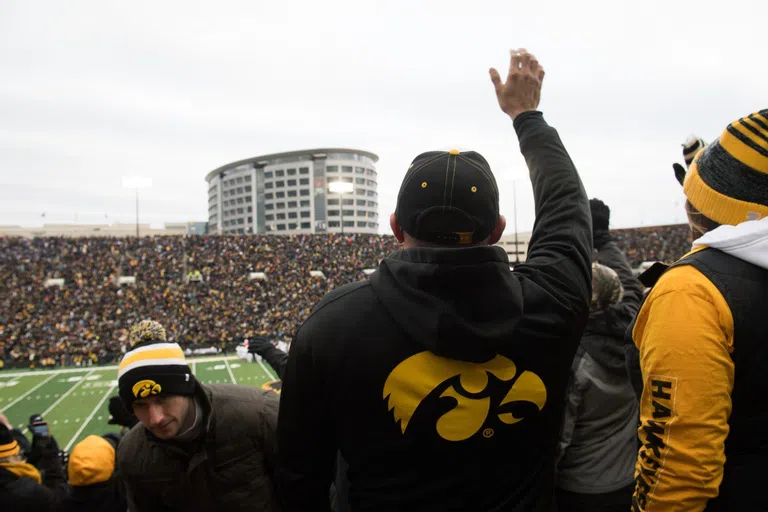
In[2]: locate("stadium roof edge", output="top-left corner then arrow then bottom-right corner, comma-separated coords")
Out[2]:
205,148 -> 379,183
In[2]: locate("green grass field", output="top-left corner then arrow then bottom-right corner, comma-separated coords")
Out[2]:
0,357 -> 278,452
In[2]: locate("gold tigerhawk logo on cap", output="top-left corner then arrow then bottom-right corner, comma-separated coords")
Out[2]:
132,379 -> 162,399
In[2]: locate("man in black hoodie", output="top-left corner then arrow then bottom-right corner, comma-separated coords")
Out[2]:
277,48 -> 592,511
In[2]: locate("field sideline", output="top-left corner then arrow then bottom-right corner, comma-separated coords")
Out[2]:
0,356 -> 278,451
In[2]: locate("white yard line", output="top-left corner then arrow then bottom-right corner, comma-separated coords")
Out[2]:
2,373 -> 57,410
1,355 -> 239,378
224,359 -> 237,385
257,359 -> 277,381
192,360 -> 197,375
21,370 -> 96,434
64,383 -> 116,451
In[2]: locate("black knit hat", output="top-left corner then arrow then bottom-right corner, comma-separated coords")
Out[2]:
395,149 -> 499,245
117,320 -> 195,409
0,423 -> 20,459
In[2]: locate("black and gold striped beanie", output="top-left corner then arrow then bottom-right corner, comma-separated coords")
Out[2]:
117,320 -> 195,409
0,423 -> 20,459
683,135 -> 707,168
685,110 -> 768,225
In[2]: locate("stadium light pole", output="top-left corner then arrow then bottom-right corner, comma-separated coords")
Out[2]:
122,176 -> 153,238
513,179 -> 520,265
328,181 -> 354,235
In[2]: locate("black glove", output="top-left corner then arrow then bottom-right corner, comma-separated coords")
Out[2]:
247,337 -> 274,355
589,198 -> 612,249
673,163 -> 686,186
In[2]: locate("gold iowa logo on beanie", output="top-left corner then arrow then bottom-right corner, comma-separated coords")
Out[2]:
132,379 -> 162,399
383,352 -> 547,441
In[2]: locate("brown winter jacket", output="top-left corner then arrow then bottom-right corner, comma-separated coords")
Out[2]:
117,381 -> 280,512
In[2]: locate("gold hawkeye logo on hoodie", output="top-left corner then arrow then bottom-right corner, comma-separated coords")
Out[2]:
383,352 -> 547,441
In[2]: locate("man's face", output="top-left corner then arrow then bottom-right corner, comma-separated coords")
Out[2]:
132,395 -> 190,440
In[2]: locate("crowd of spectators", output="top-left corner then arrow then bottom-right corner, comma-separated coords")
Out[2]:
612,224 -> 692,268
0,226 -> 691,368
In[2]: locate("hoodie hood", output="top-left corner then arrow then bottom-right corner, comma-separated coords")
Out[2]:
693,216 -> 768,270
369,246 -> 523,362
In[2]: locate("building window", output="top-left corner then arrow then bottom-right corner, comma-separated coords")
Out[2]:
287,168 -> 296,176
367,180 -> 376,187
299,167 -> 309,175
288,223 -> 298,230
300,211 -> 310,218
299,178 -> 309,185
265,193 -> 273,200
301,222 -> 311,229
236,177 -> 243,184
327,165 -> 338,173
245,175 -> 252,182
276,181 -> 285,188
245,186 -> 252,192
237,208 -> 244,214
328,209 -> 339,217
265,214 -> 274,221
357,210 -> 367,217
265,204 -> 274,210
356,178 -> 365,185
245,196 -> 252,202
288,212 -> 298,219
264,171 -> 273,179
357,221 -> 367,227
237,218 -> 244,225
247,206 -> 252,213
277,224 -> 286,231
276,191 -> 285,198
277,213 -> 286,220
300,200 -> 310,207
368,201 -> 376,207
342,166 -> 353,173
237,198 -> 244,204
367,170 -> 376,176
300,189 -> 310,196
342,177 -> 353,183
275,170 -> 285,177
343,198 -> 354,205
355,167 -> 365,175
237,187 -> 244,194
329,221 -> 340,228
265,182 -> 273,189
248,216 -> 253,223
328,198 -> 339,205
367,190 -> 376,196
288,201 -> 297,208
343,220 -> 355,227
357,199 -> 366,206
288,190 -> 297,197
368,222 -> 377,228
287,179 -> 297,187
356,189 -> 366,195
343,209 -> 354,217
276,202 -> 285,209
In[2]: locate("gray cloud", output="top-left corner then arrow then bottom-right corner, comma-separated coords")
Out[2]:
1,0 -> 765,232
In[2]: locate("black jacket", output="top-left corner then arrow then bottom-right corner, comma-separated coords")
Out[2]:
277,111 -> 592,512
57,479 -> 126,512
0,445 -> 69,512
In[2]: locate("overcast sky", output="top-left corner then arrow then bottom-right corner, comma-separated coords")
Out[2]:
1,0 -> 765,234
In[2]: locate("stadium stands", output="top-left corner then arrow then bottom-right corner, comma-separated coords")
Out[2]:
0,226 -> 692,368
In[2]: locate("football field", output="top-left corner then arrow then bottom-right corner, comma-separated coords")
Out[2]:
0,357 -> 278,451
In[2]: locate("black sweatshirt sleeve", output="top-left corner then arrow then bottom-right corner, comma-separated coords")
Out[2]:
276,327 -> 335,512
512,111 -> 592,317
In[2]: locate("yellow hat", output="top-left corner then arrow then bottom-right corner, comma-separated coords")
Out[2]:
684,110 -> 768,226
67,435 -> 115,487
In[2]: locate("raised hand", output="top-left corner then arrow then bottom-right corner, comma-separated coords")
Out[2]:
489,48 -> 545,121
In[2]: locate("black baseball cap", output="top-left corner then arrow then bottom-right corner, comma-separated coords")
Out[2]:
395,149 -> 500,245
